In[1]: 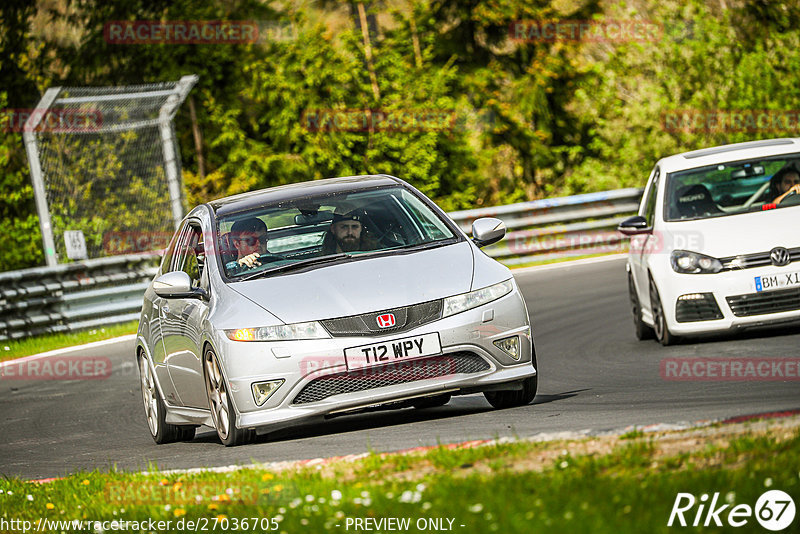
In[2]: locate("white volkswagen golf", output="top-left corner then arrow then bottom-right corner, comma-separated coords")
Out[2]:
619,138 -> 800,345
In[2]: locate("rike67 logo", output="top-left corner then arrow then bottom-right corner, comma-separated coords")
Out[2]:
668,490 -> 795,531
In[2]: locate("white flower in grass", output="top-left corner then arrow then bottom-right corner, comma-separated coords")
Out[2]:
360,490 -> 370,498
416,483 -> 426,492
399,491 -> 414,503
26,494 -> 33,501
300,519 -> 309,526
725,492 -> 735,504
331,490 -> 342,501
422,502 -> 432,511
468,503 -> 483,513
164,505 -> 171,511
305,494 -> 315,502
765,478 -> 773,487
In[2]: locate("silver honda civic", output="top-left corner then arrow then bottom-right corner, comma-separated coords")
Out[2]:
136,175 -> 537,446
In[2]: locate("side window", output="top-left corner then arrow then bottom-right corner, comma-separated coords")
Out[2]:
642,167 -> 660,227
171,223 -> 204,288
160,223 -> 187,273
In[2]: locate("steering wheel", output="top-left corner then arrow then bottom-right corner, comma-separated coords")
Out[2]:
779,190 -> 800,206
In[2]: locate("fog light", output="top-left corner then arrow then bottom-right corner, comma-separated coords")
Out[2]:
252,380 -> 284,406
494,336 -> 520,360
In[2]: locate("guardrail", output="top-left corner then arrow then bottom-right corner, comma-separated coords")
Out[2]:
449,188 -> 643,265
0,188 -> 643,341
0,254 -> 160,341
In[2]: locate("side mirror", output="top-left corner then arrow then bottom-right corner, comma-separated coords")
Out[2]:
617,215 -> 651,236
472,217 -> 506,247
153,271 -> 207,299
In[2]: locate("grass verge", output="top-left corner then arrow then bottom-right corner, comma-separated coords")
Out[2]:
0,321 -> 139,362
1,418 -> 798,533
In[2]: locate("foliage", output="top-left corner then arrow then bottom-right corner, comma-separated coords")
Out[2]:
2,0 -> 800,270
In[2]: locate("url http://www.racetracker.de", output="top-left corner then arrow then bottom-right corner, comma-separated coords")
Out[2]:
0,516 -> 283,532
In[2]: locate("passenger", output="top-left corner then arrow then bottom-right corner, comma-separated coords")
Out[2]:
320,208 -> 378,255
770,162 -> 800,204
229,217 -> 269,270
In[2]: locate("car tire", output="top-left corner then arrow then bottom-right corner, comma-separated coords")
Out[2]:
483,343 -> 538,409
629,273 -> 654,340
203,348 -> 255,447
649,279 -> 677,346
413,393 -> 452,409
139,353 -> 197,444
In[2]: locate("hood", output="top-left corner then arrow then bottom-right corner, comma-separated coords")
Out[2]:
228,241 -> 475,323
661,207 -> 800,258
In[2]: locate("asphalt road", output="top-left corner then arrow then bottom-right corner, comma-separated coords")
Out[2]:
2,256 -> 799,479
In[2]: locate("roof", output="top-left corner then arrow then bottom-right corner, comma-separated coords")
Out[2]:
208,175 -> 401,217
658,138 -> 800,172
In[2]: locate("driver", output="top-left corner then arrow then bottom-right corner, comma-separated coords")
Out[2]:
229,217 -> 269,270
770,162 -> 800,204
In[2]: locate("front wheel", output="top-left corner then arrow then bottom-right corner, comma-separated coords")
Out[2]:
629,273 -> 653,340
484,343 -> 538,409
139,353 -> 196,444
649,279 -> 677,346
204,348 -> 255,446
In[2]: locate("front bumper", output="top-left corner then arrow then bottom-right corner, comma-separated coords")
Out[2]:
658,265 -> 800,335
213,288 -> 535,431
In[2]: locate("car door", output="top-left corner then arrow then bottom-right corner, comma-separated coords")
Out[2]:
162,220 -> 211,408
148,223 -> 188,406
630,166 -> 660,308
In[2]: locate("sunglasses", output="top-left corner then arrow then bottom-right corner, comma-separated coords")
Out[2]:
233,234 -> 267,246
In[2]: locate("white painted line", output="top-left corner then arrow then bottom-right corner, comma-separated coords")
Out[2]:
0,334 -> 137,368
511,253 -> 627,275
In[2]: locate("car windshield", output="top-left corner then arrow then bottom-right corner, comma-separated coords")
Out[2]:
216,185 -> 457,279
664,154 -> 800,221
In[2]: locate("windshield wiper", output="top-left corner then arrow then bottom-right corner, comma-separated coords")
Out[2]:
236,253 -> 351,281
392,237 -> 459,252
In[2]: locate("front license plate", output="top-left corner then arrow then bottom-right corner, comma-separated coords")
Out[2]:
754,271 -> 800,292
345,332 -> 442,371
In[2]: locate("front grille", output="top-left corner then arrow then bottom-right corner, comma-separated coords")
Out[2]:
321,299 -> 443,337
719,247 -> 800,271
292,352 -> 490,405
675,293 -> 724,322
726,287 -> 800,317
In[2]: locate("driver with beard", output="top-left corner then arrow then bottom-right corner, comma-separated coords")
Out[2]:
320,207 -> 379,255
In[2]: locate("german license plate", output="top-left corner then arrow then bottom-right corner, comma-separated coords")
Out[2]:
754,271 -> 800,292
344,333 -> 442,371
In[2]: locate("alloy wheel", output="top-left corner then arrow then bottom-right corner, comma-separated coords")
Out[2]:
140,356 -> 159,436
204,349 -> 230,440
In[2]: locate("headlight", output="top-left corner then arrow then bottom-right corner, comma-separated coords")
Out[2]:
225,321 -> 330,341
670,250 -> 723,274
442,279 -> 514,317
